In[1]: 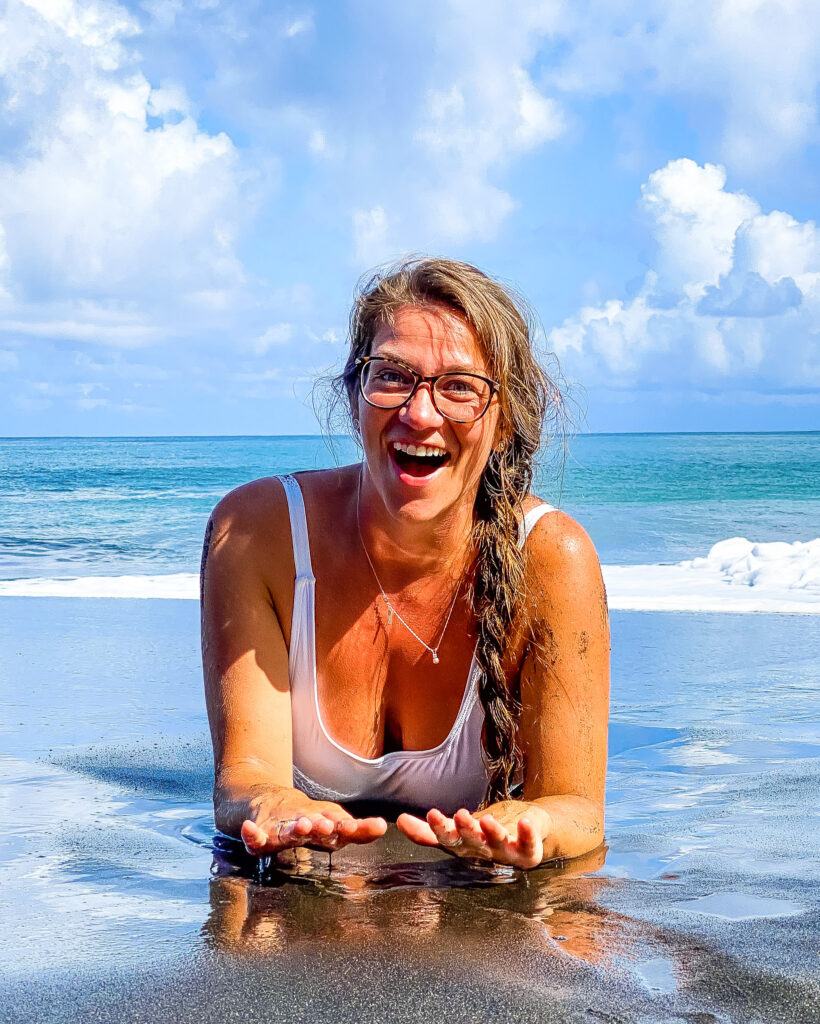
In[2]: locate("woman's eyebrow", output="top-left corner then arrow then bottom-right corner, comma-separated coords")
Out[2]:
374,349 -> 485,374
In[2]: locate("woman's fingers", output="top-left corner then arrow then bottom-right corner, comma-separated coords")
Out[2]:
452,808 -> 491,857
241,814 -> 326,853
393,808 -> 547,868
395,812 -> 441,846
242,813 -> 388,856
427,808 -> 459,846
474,813 -> 544,868
341,816 -> 388,844
243,809 -> 543,865
279,814 -> 320,846
240,818 -> 269,854
514,816 -> 543,868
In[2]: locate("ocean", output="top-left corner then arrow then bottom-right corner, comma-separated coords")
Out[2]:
0,433 -> 818,1023
1,432 -> 819,609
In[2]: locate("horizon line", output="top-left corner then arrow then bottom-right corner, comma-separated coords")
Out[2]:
1,430 -> 819,440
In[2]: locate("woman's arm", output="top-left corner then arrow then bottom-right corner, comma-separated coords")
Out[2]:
202,481 -> 386,856
398,510 -> 610,867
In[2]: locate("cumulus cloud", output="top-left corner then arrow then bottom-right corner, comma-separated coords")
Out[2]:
3,0 -> 819,432
246,323 -> 293,356
413,12 -> 565,243
551,0 -> 820,169
340,0 -> 820,259
341,0 -> 566,260
549,159 -> 820,388
283,12 -> 314,38
353,206 -> 390,265
0,0 -> 248,335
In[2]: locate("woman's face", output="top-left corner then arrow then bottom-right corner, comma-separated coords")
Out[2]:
356,304 -> 502,524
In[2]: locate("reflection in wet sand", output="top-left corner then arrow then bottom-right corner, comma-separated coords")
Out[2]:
203,838 -> 656,973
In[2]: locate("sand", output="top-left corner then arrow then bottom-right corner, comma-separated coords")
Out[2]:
0,597 -> 818,1022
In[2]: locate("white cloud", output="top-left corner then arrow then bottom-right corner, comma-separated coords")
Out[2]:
308,129 -> 327,155
247,323 -> 293,356
284,12 -> 314,38
0,318 -> 163,345
338,0 -> 820,260
353,205 -> 390,265
549,158 -> 820,388
640,160 -> 759,301
338,1 -> 566,260
551,0 -> 820,169
0,0 -> 249,330
415,61 -> 564,243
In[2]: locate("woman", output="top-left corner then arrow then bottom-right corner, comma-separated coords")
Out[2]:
201,257 -> 609,870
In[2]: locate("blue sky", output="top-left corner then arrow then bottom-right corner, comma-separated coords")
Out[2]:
0,0 -> 818,435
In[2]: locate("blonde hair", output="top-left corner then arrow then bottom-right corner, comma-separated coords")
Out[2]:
329,256 -> 567,803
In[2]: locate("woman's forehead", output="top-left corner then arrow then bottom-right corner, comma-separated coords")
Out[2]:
370,305 -> 488,371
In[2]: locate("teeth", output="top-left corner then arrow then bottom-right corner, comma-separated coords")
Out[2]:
393,442 -> 446,458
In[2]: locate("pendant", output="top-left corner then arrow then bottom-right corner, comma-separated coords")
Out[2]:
432,650 -> 440,665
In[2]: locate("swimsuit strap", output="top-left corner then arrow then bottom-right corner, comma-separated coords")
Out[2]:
280,474 -> 315,582
518,502 -> 557,547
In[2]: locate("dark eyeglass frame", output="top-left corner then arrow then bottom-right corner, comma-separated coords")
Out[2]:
355,355 -> 499,423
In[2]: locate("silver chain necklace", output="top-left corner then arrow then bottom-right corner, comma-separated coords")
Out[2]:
356,469 -> 463,665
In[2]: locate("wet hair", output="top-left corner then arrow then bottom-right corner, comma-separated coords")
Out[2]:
326,256 -> 567,804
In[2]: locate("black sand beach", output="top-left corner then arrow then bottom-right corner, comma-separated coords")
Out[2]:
0,598 -> 818,1023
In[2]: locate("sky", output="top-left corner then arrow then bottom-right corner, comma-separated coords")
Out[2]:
0,0 -> 819,436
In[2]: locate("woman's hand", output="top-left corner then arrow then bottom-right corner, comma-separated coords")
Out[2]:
396,805 -> 552,869
240,800 -> 387,858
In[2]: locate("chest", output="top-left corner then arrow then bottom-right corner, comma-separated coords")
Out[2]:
314,572 -> 480,758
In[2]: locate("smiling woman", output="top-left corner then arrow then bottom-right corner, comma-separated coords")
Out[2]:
200,257 -> 610,869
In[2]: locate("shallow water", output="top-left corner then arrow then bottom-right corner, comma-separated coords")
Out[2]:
0,597 -> 818,1022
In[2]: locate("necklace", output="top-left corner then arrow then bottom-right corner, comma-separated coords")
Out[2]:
356,468 -> 463,665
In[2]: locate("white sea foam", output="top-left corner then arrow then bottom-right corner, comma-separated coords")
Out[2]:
0,573 -> 199,599
1,537 -> 819,612
605,538 -> 820,614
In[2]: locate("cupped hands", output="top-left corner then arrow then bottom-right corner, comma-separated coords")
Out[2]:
241,804 -> 387,857
396,806 -> 551,869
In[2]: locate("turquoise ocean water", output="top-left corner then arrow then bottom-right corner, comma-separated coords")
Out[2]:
1,432 -> 818,580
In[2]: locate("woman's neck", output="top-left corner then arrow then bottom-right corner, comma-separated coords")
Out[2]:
356,467 -> 474,586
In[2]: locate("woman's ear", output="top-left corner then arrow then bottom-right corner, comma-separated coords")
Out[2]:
492,419 -> 508,453
350,391 -> 361,438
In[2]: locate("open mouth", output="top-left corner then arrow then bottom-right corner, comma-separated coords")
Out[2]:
390,441 -> 451,478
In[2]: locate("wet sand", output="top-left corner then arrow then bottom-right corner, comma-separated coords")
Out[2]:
0,598 -> 818,1022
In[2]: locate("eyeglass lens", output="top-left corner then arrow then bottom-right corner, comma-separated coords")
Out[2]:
361,359 -> 491,422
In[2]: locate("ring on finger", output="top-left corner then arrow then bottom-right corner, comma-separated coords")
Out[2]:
441,835 -> 464,849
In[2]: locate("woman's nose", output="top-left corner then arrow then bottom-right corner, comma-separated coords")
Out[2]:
398,382 -> 444,427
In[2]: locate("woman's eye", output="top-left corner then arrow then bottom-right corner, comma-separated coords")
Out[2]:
375,369 -> 408,385
441,377 -> 481,397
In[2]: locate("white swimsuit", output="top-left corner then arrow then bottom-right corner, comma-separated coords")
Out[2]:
280,473 -> 556,815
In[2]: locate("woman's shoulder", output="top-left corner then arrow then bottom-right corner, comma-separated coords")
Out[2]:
208,475 -> 288,539
208,466 -> 355,552
521,494 -> 602,579
205,468 -> 355,606
211,467 -> 351,521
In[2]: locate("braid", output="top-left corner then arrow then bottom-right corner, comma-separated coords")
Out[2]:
471,439 -> 534,805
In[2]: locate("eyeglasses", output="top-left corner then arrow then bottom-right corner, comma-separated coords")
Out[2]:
356,356 -> 498,423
